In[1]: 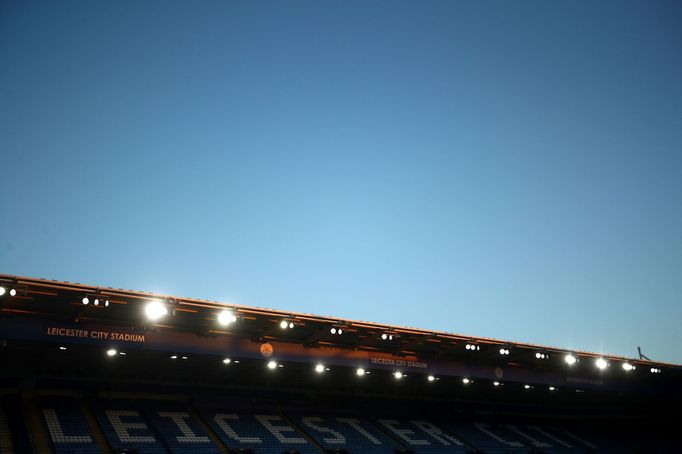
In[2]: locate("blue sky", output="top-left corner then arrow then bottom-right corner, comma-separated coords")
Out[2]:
1,1 -> 681,363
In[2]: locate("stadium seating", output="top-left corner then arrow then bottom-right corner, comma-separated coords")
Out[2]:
142,402 -> 222,454
374,417 -> 471,453
92,400 -> 169,454
288,414 -> 402,454
202,410 -> 320,454
40,397 -> 100,454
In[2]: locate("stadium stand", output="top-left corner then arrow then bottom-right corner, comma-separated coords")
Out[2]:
0,275 -> 680,453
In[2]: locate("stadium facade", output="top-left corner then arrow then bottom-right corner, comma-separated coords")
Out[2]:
0,274 -> 679,453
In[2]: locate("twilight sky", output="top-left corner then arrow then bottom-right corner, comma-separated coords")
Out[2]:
1,1 -> 681,363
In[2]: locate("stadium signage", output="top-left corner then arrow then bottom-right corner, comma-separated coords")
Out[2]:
46,327 -> 146,343
370,357 -> 427,369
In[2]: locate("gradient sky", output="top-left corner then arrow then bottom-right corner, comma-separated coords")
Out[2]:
1,1 -> 681,363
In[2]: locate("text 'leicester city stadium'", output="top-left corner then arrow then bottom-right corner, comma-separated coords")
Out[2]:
0,275 -> 679,454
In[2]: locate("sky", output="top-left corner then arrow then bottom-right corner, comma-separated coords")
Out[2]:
1,1 -> 681,363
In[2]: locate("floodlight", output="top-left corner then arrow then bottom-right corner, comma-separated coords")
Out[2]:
549,386 -> 556,391
595,358 -> 608,370
564,354 -> 577,365
356,368 -> 365,376
622,362 -> 634,371
145,300 -> 168,321
289,322 -> 294,329
315,364 -> 325,374
9,289 -> 16,297
59,346 -> 67,350
267,360 -> 278,369
104,299 -> 110,307
280,320 -> 288,329
218,310 -> 237,326
106,349 -> 117,357
170,355 -> 178,359
493,381 -> 500,386
394,372 -> 403,380
462,378 -> 470,384
82,297 -> 89,305
330,327 -> 337,334
0,287 -> 5,296
524,384 -> 531,389
222,358 -> 231,365
381,333 -> 388,340
427,375 -> 435,382
94,298 -> 99,306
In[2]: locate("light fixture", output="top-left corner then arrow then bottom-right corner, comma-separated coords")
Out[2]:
499,348 -> 510,355
181,356 -> 188,360
222,358 -> 232,365
267,360 -> 278,369
59,346 -> 67,350
524,384 -> 531,389
465,343 -> 480,351
564,354 -> 577,365
0,287 -> 5,296
493,381 -> 500,386
315,364 -> 325,374
356,368 -> 365,376
104,299 -> 110,307
595,358 -> 608,370
394,371 -> 403,380
106,349 -> 117,357
82,297 -> 90,305
145,300 -> 168,321
622,362 -> 635,371
119,352 -> 126,356
170,355 -> 178,359
650,367 -> 661,374
427,375 -> 435,382
330,327 -> 343,335
549,386 -> 556,391
9,288 -> 16,297
381,332 -> 394,341
94,298 -> 99,306
535,352 -> 547,359
218,310 -> 238,326
462,378 -> 470,384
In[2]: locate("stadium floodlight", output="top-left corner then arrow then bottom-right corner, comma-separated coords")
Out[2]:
82,297 -> 89,305
94,298 -> 99,306
499,348 -> 510,355
549,386 -> 556,391
315,364 -> 325,374
356,368 -> 366,376
622,362 -> 635,371
119,352 -> 126,356
0,287 -> 5,296
222,358 -> 231,365
564,354 -> 577,365
493,381 -> 500,386
9,288 -> 16,297
650,367 -> 661,374
145,300 -> 168,321
427,375 -> 435,382
106,348 -> 117,357
535,352 -> 547,359
59,346 -> 67,350
217,310 -> 238,326
181,356 -> 188,360
105,299 -> 110,307
331,327 -> 337,334
170,355 -> 178,359
267,360 -> 278,370
394,371 -> 403,380
462,378 -> 470,384
595,358 -> 608,370
524,384 -> 531,389
465,343 -> 480,351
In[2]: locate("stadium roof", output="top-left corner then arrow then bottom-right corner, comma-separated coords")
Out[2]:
1,273 -> 678,373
